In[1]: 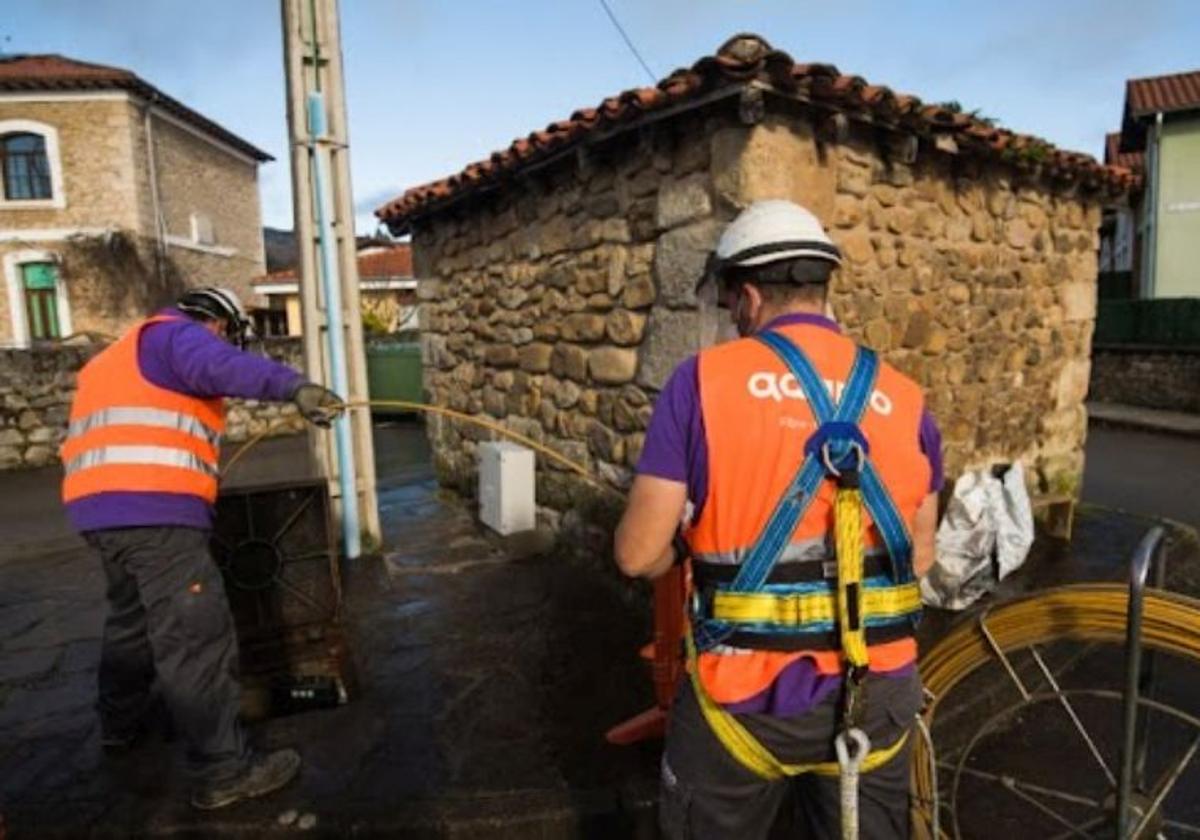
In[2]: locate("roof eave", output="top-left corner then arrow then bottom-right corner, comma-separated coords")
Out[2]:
0,77 -> 274,163
379,83 -> 751,235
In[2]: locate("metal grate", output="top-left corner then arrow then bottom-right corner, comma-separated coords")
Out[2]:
211,479 -> 354,716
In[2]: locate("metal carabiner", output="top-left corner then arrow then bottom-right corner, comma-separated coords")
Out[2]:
821,440 -> 866,479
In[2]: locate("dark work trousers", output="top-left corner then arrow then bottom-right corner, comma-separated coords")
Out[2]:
660,669 -> 923,840
85,527 -> 248,783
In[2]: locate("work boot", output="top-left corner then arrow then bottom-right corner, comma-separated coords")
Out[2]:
190,748 -> 301,811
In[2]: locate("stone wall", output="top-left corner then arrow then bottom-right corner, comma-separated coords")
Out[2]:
411,103 -> 1106,539
0,98 -> 143,231
0,338 -> 304,471
2,230 -> 189,345
0,96 -> 266,347
0,98 -> 144,346
145,112 -> 267,304
1090,346 -> 1200,413
825,125 -> 1100,495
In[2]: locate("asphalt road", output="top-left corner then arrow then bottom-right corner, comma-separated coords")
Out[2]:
1082,425 -> 1200,529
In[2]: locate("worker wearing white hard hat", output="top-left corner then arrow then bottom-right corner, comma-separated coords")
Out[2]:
616,200 -> 944,838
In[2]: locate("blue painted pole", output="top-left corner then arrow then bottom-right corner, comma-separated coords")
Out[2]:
306,90 -> 361,559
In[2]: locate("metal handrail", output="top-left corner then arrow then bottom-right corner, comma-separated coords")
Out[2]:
1117,527 -> 1166,839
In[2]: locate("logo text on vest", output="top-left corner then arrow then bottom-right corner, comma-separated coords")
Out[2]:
747,372 -> 894,416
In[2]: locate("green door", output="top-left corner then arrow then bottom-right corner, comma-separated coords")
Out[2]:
22,262 -> 61,341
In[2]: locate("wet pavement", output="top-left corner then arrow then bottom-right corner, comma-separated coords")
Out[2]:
1082,424 -> 1200,530
1,420 -> 1199,838
0,422 -> 658,838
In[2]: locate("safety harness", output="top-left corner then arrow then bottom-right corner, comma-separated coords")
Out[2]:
686,330 -> 922,835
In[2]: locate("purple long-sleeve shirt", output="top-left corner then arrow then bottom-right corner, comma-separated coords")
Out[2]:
66,309 -> 306,533
637,312 -> 941,717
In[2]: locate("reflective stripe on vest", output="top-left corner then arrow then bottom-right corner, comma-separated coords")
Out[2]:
693,536 -> 890,567
61,315 -> 225,505
64,445 -> 219,478
686,324 -> 929,711
68,406 -> 221,449
686,331 -> 923,783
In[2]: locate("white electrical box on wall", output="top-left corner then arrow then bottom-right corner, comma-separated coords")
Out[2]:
478,442 -> 536,535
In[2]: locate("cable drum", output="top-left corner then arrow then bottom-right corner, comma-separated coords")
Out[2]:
911,584 -> 1200,839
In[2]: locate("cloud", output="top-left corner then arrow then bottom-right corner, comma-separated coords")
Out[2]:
354,186 -> 403,218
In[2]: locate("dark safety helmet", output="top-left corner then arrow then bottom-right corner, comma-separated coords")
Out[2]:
176,286 -> 253,348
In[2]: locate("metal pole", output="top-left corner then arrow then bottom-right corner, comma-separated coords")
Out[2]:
1117,527 -> 1164,838
1134,538 -> 1167,787
280,0 -> 380,551
307,91 -> 360,559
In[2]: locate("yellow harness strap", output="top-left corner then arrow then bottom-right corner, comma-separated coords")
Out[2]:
687,483 -> 911,781
836,485 -> 870,668
710,582 -> 921,626
685,634 -> 909,780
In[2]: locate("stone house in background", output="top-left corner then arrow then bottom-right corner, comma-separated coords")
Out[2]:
377,35 -> 1133,535
252,242 -> 417,337
0,54 -> 272,347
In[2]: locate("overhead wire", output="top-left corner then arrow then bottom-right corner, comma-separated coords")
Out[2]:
596,0 -> 658,85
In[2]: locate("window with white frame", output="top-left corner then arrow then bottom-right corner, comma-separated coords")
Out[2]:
190,212 -> 215,245
0,120 -> 65,208
3,250 -> 71,348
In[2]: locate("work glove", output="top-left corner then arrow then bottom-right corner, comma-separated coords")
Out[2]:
291,383 -> 345,428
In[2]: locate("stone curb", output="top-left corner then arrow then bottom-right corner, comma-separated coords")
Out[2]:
1087,402 -> 1200,440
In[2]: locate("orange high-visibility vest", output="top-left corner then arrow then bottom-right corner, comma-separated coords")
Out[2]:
686,321 -> 931,705
61,315 -> 225,505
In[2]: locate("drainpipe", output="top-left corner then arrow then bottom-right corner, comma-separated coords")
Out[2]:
1142,112 -> 1164,298
307,90 -> 361,560
143,97 -> 167,283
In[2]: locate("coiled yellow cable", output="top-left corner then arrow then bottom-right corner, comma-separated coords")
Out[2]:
911,584 -> 1200,839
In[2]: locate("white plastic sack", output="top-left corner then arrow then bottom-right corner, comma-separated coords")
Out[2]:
919,461 -> 1035,610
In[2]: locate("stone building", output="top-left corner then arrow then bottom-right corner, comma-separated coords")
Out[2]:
0,54 -> 272,347
376,35 -> 1134,533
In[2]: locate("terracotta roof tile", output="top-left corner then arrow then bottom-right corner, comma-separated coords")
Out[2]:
357,244 -> 413,279
0,54 -> 273,162
1105,132 -> 1144,171
377,34 -> 1136,229
1127,69 -> 1200,117
254,244 -> 412,285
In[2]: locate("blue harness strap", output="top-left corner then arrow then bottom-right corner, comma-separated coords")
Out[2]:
693,330 -> 916,650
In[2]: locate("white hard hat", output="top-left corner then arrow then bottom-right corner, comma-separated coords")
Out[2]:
714,200 -> 841,271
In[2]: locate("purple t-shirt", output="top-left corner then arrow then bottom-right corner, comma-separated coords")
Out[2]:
66,309 -> 306,533
638,312 -> 940,716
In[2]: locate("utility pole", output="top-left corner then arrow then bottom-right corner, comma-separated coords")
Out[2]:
281,0 -> 380,554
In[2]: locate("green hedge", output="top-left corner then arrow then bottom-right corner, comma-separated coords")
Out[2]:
1094,298 -> 1200,347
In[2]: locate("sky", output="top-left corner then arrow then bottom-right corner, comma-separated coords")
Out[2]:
5,0 -> 1199,235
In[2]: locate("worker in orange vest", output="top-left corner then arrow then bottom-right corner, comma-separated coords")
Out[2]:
615,201 -> 942,838
61,287 -> 342,810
